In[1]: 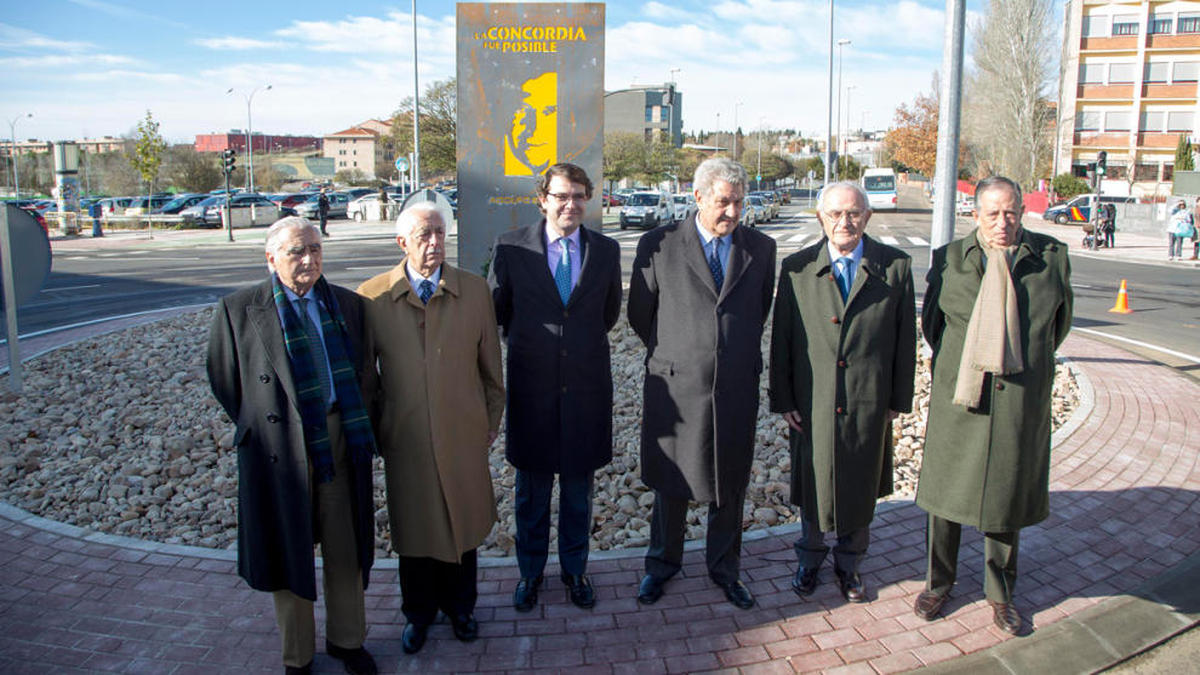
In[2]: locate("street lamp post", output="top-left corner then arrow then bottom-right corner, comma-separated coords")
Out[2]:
844,84 -> 856,161
716,112 -> 721,154
756,118 -> 766,190
667,68 -> 681,147
733,101 -> 743,160
227,85 -> 272,193
824,0 -> 834,187
8,113 -> 32,198
835,38 -> 851,180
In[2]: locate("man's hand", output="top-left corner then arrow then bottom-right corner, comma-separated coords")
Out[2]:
782,410 -> 804,433
887,410 -> 901,421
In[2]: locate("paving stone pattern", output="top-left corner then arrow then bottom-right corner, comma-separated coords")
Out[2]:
0,334 -> 1197,673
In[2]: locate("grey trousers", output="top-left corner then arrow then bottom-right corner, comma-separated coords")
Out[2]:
645,488 -> 746,585
926,513 -> 1020,603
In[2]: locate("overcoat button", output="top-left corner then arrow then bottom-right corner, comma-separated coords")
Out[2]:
837,360 -> 847,368
259,374 -> 271,383
836,406 -> 845,414
831,316 -> 840,324
267,413 -> 280,423
269,455 -> 278,463
995,382 -> 1005,390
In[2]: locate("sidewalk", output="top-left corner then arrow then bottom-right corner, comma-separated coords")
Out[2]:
1023,215 -> 1200,269
1,316 -> 1199,672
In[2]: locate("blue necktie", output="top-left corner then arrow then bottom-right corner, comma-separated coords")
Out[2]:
418,279 -> 434,304
555,238 -> 572,305
835,257 -> 853,301
296,298 -> 332,407
708,239 -> 724,290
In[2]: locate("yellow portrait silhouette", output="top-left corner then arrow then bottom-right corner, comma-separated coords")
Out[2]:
504,71 -> 557,176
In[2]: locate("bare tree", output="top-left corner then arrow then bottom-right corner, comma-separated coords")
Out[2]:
964,0 -> 1056,189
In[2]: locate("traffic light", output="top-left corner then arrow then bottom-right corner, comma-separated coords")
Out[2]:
1096,150 -> 1107,177
222,148 -> 237,174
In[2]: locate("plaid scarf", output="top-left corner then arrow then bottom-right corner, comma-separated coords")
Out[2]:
272,275 -> 377,483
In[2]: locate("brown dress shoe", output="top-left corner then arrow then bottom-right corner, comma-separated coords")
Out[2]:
990,601 -> 1021,634
913,590 -> 948,620
835,569 -> 866,603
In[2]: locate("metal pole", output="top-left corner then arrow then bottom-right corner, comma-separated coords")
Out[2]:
844,84 -> 856,159
412,0 -> 421,189
824,0 -> 834,187
0,207 -> 22,393
716,112 -> 721,153
733,102 -> 742,160
930,0 -> 967,252
836,39 -> 850,180
9,114 -> 30,199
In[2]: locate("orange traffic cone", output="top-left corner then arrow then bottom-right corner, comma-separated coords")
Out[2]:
1109,279 -> 1133,314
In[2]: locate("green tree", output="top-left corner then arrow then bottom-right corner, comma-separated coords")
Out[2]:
1051,173 -> 1089,200
335,168 -> 373,186
163,146 -> 222,193
603,132 -> 646,188
128,110 -> 167,193
386,77 -> 457,181
837,155 -> 863,181
1175,135 -> 1194,171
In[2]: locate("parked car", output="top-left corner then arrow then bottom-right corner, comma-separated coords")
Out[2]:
294,191 -> 350,220
671,193 -> 697,223
776,189 -> 791,205
180,195 -> 225,226
269,192 -> 315,210
347,193 -> 388,221
97,197 -> 133,216
740,200 -> 758,228
152,193 -> 207,215
193,194 -> 281,227
343,187 -> 376,201
124,195 -> 174,215
619,191 -> 671,230
744,195 -> 770,225
1043,193 -> 1136,225
602,191 -> 623,207
955,194 -> 975,216
749,192 -> 779,221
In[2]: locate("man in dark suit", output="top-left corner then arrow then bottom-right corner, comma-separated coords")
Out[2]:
769,182 -> 916,604
628,157 -> 777,609
318,188 -> 330,236
207,217 -> 378,675
489,163 -> 623,612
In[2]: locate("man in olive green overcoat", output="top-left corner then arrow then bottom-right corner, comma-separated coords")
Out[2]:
914,176 -> 1073,635
769,182 -> 916,604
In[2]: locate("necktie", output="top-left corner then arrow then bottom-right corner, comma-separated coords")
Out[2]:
296,298 -> 333,407
835,257 -> 853,301
418,279 -> 434,304
555,238 -> 572,305
708,239 -> 724,290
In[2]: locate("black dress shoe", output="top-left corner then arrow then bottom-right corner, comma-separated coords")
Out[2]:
513,574 -> 543,612
990,600 -> 1022,635
835,569 -> 866,603
285,664 -> 312,675
451,613 -> 479,642
715,579 -> 756,609
913,590 -> 948,620
325,641 -> 378,675
401,622 -> 428,654
560,572 -> 596,609
792,566 -> 819,596
637,574 -> 666,605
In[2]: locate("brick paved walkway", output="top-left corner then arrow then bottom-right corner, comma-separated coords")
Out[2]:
1,333 -> 1198,674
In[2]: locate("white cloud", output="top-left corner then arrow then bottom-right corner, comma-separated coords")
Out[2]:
0,23 -> 94,53
68,69 -> 187,84
0,53 -> 137,69
194,37 -> 285,50
643,2 -> 693,22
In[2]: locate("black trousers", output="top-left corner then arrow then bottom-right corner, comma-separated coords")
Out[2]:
794,518 -> 869,574
514,469 -> 594,579
397,549 -> 478,625
925,514 -> 1019,603
645,488 -> 745,585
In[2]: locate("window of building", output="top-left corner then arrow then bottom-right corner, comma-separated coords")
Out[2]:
1080,63 -> 1106,84
1140,111 -> 1166,131
645,106 -> 654,122
1108,62 -> 1136,83
1167,111 -> 1194,131
1180,12 -> 1200,33
1112,15 -> 1140,35
1173,61 -> 1200,82
1076,110 -> 1103,130
1134,163 -> 1160,181
1145,61 -> 1170,83
1149,14 -> 1173,34
1164,164 -> 1175,180
1082,14 -> 1108,37
1105,111 -> 1132,131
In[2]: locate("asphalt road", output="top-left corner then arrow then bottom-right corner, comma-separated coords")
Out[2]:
6,191 -> 1198,376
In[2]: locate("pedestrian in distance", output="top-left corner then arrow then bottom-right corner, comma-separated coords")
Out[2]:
769,181 -> 916,604
318,188 -> 331,236
913,176 -> 1073,636
488,163 -> 623,612
628,157 -> 777,610
356,204 -> 505,655
206,216 -> 379,675
1167,200 -> 1194,261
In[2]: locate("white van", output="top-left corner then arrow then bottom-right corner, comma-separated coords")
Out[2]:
861,168 -> 898,211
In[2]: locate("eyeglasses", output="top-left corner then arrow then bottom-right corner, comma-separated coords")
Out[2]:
546,192 -> 588,203
824,210 -> 865,222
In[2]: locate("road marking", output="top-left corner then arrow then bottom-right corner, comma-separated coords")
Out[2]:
1073,327 -> 1200,364
0,304 -> 212,345
879,236 -> 900,245
41,284 -> 101,293
909,236 -> 929,245
787,233 -> 811,243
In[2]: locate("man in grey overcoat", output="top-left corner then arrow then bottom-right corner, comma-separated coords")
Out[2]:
207,217 -> 378,675
769,182 -> 915,604
914,176 -> 1073,635
628,157 -> 777,610
489,163 -> 623,612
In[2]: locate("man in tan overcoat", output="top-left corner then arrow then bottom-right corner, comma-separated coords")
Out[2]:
357,203 -> 505,655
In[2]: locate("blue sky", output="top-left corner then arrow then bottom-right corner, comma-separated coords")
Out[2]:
0,0 -> 1021,145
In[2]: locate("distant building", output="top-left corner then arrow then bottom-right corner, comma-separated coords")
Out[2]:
323,119 -> 393,179
1055,0 -> 1200,197
1,136 -> 125,158
605,84 -> 683,147
194,133 -> 321,154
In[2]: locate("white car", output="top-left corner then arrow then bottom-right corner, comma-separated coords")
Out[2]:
619,191 -> 672,230
671,193 -> 697,223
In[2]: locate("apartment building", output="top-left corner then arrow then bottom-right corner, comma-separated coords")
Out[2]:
1056,0 -> 1200,197
604,84 -> 683,147
323,119 -> 392,179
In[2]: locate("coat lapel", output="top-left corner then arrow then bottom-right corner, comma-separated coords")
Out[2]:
844,235 -> 883,309
246,279 -> 299,411
519,221 -> 568,306
722,226 -> 752,299
680,218 -> 721,296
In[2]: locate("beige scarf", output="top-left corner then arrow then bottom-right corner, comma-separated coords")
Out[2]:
952,230 -> 1025,408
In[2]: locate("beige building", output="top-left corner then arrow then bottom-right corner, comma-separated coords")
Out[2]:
323,119 -> 392,179
1,136 -> 126,159
1056,0 -> 1200,197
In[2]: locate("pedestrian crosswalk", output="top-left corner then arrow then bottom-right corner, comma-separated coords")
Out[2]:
605,228 -> 933,249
